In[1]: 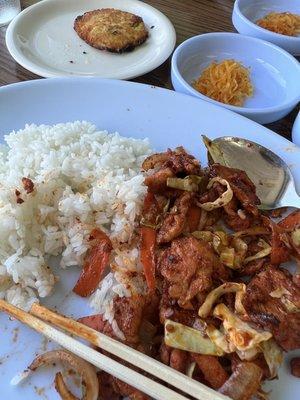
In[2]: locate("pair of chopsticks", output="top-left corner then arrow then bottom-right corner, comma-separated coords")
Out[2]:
0,299 -> 229,400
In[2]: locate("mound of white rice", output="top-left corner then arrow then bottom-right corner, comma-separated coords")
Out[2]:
0,121 -> 151,315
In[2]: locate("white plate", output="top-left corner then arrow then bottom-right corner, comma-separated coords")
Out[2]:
0,78 -> 299,399
5,0 -> 176,79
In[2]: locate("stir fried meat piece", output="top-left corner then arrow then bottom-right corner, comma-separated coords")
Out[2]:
170,348 -> 189,373
78,314 -> 115,338
159,283 -> 199,325
144,148 -> 201,194
263,217 -> 290,265
290,357 -> 300,378
238,258 -> 268,277
158,237 -> 219,307
159,343 -> 190,373
210,164 -> 260,216
99,372 -> 149,400
98,371 -> 121,400
219,362 -> 263,400
223,198 -> 254,231
278,209 -> 300,230
110,376 -> 150,400
243,266 -> 300,350
192,354 -> 229,389
113,294 -> 146,344
157,192 -> 194,244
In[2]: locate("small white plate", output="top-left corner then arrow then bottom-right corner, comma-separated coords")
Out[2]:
5,0 -> 176,79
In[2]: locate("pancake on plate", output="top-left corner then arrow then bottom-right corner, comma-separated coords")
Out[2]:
74,8 -> 149,53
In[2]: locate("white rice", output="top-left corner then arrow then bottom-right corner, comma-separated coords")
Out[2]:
0,121 -> 152,322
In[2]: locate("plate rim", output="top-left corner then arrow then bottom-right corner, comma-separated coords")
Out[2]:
0,76 -> 296,147
5,0 -> 177,79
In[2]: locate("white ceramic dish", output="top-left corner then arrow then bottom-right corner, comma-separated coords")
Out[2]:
5,0 -> 176,79
0,78 -> 299,399
232,0 -> 300,56
171,32 -> 300,124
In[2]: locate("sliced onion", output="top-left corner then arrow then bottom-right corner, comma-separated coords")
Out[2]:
233,227 -> 270,238
198,177 -> 233,211
55,372 -> 78,400
218,362 -> 263,400
29,350 -> 99,400
198,282 -> 246,318
244,239 -> 271,264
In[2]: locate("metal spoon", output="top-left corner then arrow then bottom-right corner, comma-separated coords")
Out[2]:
205,136 -> 300,210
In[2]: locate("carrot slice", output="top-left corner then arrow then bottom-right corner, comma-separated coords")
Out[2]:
187,205 -> 202,232
73,229 -> 112,297
140,226 -> 156,291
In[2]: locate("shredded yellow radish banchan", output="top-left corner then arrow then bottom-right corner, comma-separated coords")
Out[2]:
256,12 -> 300,37
193,59 -> 253,107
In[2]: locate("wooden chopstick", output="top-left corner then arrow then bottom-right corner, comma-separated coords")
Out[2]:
0,299 -> 188,400
30,303 -> 229,400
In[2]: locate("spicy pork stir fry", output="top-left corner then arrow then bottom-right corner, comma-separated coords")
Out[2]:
77,146 -> 300,400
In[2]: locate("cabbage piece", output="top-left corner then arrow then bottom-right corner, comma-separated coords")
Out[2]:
236,347 -> 260,361
212,231 -> 229,253
220,248 -> 235,267
198,282 -> 246,318
260,339 -> 283,379
167,175 -> 202,192
206,325 -> 235,353
213,304 -> 272,351
164,319 -> 224,356
235,288 -> 247,316
199,177 -> 233,211
192,230 -> 213,242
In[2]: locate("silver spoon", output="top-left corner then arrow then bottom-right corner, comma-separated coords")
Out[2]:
204,136 -> 300,210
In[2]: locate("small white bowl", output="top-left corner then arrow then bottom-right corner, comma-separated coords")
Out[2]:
232,0 -> 300,56
171,32 -> 300,124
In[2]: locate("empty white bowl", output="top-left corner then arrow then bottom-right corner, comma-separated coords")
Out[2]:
171,32 -> 300,124
232,0 -> 300,56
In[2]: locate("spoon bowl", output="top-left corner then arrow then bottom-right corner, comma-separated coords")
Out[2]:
207,136 -> 300,209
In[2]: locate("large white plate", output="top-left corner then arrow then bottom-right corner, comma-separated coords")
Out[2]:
5,0 -> 176,79
0,78 -> 299,399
